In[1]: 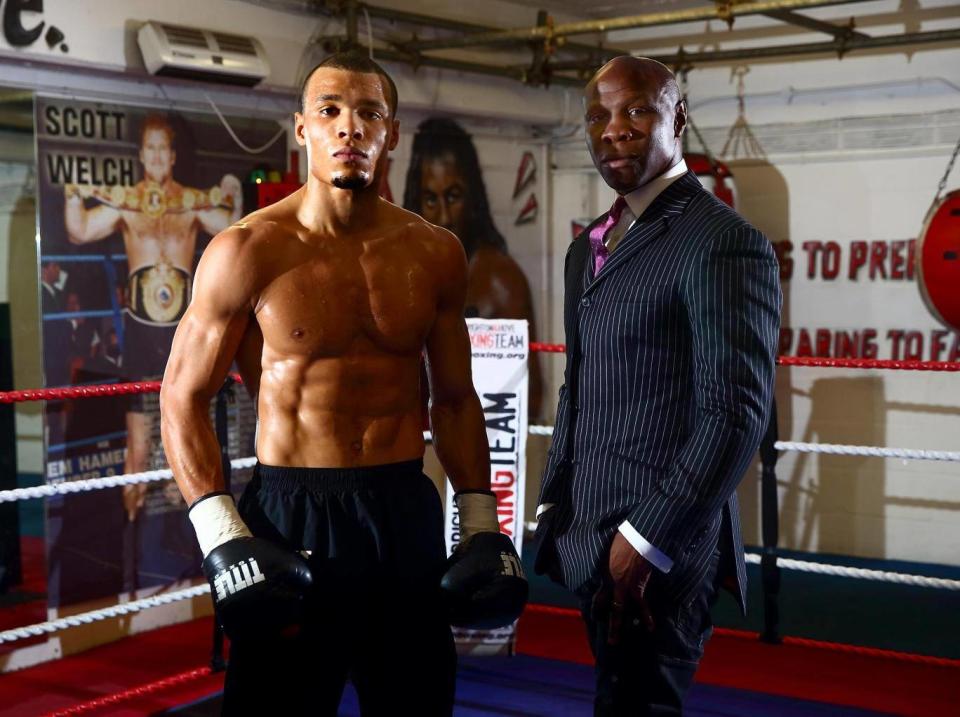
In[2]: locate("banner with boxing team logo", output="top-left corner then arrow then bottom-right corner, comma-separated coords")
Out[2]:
35,97 -> 283,609
445,318 -> 529,655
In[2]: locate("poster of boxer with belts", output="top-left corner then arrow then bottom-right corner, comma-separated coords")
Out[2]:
35,98 -> 284,608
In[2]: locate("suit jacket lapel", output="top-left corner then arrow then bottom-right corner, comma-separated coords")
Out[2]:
584,172 -> 704,296
564,216 -> 602,344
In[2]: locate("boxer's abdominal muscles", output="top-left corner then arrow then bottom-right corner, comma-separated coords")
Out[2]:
255,330 -> 427,468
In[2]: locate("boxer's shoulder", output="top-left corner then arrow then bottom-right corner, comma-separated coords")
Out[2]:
384,202 -> 453,239
421,222 -> 468,277
470,245 -> 524,278
202,215 -> 298,281
468,246 -> 529,300
382,202 -> 465,261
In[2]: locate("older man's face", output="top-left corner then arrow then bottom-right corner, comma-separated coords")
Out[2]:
584,60 -> 684,194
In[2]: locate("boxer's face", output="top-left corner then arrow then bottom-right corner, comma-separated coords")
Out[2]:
584,59 -> 685,194
296,68 -> 399,192
140,128 -> 175,184
419,155 -> 466,238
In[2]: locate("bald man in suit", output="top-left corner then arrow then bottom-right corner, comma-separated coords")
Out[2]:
535,56 -> 781,715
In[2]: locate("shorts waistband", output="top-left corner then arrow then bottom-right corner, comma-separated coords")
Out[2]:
254,459 -> 425,492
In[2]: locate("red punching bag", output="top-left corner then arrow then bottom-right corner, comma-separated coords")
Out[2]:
918,190 -> 960,332
685,152 -> 736,208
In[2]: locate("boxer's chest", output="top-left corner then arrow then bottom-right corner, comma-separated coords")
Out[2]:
122,211 -> 196,262
256,248 -> 436,357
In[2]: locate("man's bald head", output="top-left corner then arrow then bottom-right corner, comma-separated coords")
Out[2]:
582,55 -> 686,194
586,56 -> 681,112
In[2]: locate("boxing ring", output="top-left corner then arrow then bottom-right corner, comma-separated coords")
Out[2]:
1,347 -> 959,715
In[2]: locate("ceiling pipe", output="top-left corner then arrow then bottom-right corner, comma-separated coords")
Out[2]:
376,26 -> 960,89
345,0 -> 358,46
402,0 -> 874,52
373,47 -> 583,87
540,27 -> 960,73
314,2 -> 956,90
355,2 -> 626,60
761,9 -> 869,41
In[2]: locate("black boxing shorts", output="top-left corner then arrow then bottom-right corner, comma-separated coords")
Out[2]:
223,460 -> 456,716
121,311 -> 177,413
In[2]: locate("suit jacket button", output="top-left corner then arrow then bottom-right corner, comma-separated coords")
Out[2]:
581,297 -> 591,307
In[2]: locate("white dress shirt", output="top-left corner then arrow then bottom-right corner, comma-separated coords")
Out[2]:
605,158 -> 688,256
538,158 -> 690,574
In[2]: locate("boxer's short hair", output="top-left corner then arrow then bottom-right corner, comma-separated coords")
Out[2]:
299,50 -> 398,117
140,114 -> 175,148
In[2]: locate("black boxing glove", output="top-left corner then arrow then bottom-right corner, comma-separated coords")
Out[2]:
189,492 -> 313,642
441,490 -> 528,629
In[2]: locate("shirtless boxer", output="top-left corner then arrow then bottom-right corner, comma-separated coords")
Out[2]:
160,51 -> 526,716
64,114 -> 242,520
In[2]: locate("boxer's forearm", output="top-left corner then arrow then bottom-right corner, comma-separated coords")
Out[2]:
430,392 -> 490,493
160,392 -> 225,505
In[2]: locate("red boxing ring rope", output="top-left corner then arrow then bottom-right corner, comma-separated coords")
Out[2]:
0,381 -> 163,404
42,666 -> 212,716
2,348 -> 957,405
529,343 -> 960,371
528,342 -> 566,353
774,356 -> 960,372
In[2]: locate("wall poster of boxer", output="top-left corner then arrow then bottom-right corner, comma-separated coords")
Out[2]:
400,116 -> 545,422
35,98 -> 284,608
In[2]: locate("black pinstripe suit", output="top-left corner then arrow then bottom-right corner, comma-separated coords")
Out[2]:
535,171 -> 781,617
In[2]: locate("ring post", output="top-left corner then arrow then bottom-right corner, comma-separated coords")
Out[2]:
0,306 -> 21,592
209,376 -> 236,672
759,397 -> 782,644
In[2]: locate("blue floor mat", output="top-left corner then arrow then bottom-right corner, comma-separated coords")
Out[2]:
168,654 -> 895,716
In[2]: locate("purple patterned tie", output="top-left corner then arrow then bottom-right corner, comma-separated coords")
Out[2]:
588,196 -> 627,275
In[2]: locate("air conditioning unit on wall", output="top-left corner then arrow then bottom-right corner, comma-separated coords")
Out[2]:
137,21 -> 270,87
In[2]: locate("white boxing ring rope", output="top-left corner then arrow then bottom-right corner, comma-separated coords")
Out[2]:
0,456 -> 259,503
526,425 -> 960,462
0,585 -> 211,645
3,430 -> 957,507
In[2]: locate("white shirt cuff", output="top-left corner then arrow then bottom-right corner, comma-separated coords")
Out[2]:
618,520 -> 674,574
536,503 -> 555,518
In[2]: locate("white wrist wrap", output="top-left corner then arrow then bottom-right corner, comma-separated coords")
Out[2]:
455,492 -> 500,542
189,494 -> 253,558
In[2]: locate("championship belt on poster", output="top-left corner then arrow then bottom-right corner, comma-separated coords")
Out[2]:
64,180 -> 234,217
444,318 -> 528,656
128,261 -> 192,325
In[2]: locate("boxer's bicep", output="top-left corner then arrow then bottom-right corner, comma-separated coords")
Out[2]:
423,230 -> 490,492
489,256 -> 535,321
196,207 -> 232,237
424,234 -> 472,402
167,232 -> 252,401
65,202 -> 121,243
425,308 -> 472,402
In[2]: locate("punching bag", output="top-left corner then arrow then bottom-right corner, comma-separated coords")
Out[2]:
917,190 -> 960,332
